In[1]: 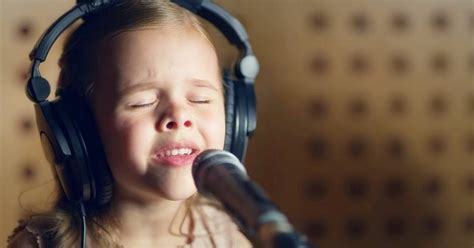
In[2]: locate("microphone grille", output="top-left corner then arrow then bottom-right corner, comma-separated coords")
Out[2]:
192,149 -> 247,194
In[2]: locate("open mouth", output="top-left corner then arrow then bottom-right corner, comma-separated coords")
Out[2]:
152,145 -> 200,167
157,148 -> 195,157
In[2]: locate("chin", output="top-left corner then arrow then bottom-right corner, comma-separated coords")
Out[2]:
160,186 -> 197,201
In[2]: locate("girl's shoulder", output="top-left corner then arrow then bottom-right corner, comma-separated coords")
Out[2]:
7,216 -> 56,248
193,201 -> 253,247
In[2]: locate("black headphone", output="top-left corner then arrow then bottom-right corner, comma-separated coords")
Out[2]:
25,0 -> 259,208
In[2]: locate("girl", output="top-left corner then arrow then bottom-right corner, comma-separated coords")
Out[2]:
8,0 -> 252,247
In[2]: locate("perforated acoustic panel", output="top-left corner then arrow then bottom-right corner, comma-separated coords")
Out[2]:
1,1 -> 472,247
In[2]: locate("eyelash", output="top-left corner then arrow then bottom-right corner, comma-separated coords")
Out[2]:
128,98 -> 211,109
190,99 -> 211,104
129,101 -> 157,109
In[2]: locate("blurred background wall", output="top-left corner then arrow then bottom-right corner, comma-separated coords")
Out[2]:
1,0 -> 473,247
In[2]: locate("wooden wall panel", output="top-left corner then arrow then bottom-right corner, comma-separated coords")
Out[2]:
1,0 -> 472,247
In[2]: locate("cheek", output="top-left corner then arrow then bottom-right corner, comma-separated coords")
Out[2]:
200,106 -> 226,149
100,115 -> 155,172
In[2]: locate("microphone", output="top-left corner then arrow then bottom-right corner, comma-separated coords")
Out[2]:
192,149 -> 314,248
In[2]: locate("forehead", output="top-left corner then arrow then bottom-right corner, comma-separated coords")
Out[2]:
93,26 -> 220,92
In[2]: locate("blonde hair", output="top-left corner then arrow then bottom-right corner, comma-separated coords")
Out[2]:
42,0 -> 224,246
58,0 -> 216,99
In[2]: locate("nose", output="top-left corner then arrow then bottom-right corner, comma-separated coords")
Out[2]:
156,101 -> 193,132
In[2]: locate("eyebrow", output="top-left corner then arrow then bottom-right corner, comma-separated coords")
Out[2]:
119,82 -> 157,97
189,78 -> 220,92
118,78 -> 220,97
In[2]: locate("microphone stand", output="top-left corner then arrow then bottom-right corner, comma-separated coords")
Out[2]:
252,210 -> 315,248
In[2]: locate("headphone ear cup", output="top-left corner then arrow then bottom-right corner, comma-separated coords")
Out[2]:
36,87 -> 114,209
72,99 -> 114,208
56,99 -> 95,201
223,77 -> 235,153
224,76 -> 250,161
60,91 -> 114,208
34,98 -> 92,204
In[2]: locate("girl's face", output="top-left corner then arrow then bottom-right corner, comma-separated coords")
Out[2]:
91,26 -> 225,202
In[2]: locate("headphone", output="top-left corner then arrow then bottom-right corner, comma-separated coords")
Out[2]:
25,0 -> 259,208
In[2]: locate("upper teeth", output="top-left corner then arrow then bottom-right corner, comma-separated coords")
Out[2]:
162,148 -> 193,157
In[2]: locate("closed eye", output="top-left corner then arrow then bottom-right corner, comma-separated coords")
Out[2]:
129,100 -> 157,109
190,99 -> 211,104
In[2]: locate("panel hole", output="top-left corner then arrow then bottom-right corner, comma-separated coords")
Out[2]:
345,177 -> 369,200
305,179 -> 328,200
307,97 -> 329,119
463,215 -> 474,234
351,13 -> 370,33
310,11 -> 329,31
308,136 -> 329,160
430,53 -> 449,73
345,218 -> 367,238
306,220 -> 327,238
18,116 -> 34,134
427,134 -> 447,155
347,136 -> 368,158
390,53 -> 410,75
389,94 -> 408,116
17,20 -> 34,40
350,54 -> 370,74
429,94 -> 448,116
386,137 -> 405,159
18,65 -> 29,83
431,11 -> 450,31
385,177 -> 406,199
391,12 -> 410,31
20,161 -> 37,181
423,177 -> 443,197
385,218 -> 406,236
422,215 -> 443,235
310,55 -> 331,75
348,97 -> 369,118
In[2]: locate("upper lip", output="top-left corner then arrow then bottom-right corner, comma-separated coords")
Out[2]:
152,141 -> 200,157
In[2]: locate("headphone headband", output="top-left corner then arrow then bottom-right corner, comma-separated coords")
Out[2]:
171,0 -> 260,80
172,0 -> 249,50
27,0 -> 117,103
27,0 -> 259,103
30,0 -> 116,64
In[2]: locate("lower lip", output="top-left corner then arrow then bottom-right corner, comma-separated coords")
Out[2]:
152,153 -> 198,168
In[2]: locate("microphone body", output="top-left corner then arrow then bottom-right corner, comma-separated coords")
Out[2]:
192,150 -> 314,248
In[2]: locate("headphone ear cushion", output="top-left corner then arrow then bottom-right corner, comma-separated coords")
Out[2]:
223,77 -> 235,153
58,90 -> 113,210
47,98 -> 93,203
73,100 -> 114,208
